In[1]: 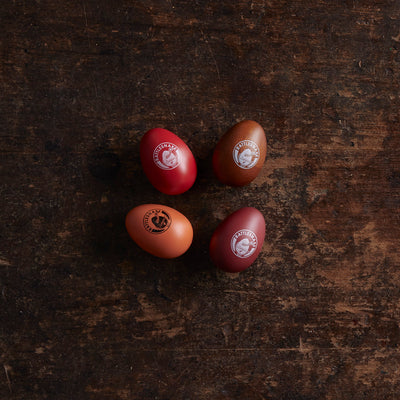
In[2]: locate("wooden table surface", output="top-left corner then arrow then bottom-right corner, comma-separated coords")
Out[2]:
1,1 -> 400,399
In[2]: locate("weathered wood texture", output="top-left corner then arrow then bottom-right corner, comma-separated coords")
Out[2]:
1,0 -> 400,399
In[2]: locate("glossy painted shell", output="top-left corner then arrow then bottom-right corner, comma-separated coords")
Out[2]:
213,120 -> 267,186
126,204 -> 193,258
209,207 -> 265,272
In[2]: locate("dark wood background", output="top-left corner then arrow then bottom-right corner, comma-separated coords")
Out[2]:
1,1 -> 400,399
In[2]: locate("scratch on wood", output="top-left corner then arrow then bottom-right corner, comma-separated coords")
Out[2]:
4,365 -> 12,393
82,1 -> 91,48
200,29 -> 220,80
392,32 -> 400,42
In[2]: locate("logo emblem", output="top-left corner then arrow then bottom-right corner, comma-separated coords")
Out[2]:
230,229 -> 258,258
153,142 -> 181,170
232,140 -> 260,169
143,209 -> 171,234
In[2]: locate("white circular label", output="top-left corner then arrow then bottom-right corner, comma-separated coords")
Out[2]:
232,140 -> 260,169
230,229 -> 258,259
153,142 -> 181,170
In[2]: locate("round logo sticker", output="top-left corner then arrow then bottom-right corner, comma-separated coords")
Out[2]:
143,209 -> 171,234
153,142 -> 181,170
232,140 -> 260,169
230,229 -> 258,259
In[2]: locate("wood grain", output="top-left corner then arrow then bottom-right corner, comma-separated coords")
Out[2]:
1,0 -> 400,399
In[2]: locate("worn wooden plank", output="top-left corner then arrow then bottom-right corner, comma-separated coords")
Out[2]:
1,0 -> 400,399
